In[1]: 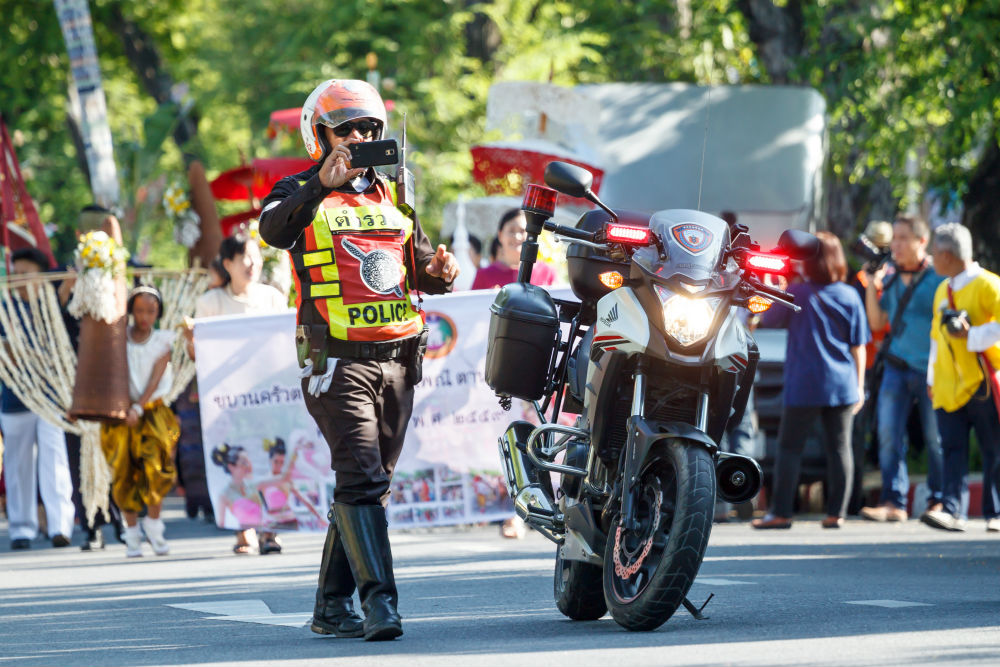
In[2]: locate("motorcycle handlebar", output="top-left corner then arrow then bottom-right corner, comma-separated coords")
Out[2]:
744,277 -> 800,312
542,220 -> 599,243
748,278 -> 794,303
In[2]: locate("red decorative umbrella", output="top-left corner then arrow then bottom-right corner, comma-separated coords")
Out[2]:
210,157 -> 313,201
471,143 -> 604,206
267,108 -> 303,138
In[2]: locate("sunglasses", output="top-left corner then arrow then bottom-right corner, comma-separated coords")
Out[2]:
332,119 -> 382,138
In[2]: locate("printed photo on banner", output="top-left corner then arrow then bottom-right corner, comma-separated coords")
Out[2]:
194,313 -> 332,533
387,465 -> 512,527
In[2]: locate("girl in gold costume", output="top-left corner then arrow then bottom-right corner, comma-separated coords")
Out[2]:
101,286 -> 180,557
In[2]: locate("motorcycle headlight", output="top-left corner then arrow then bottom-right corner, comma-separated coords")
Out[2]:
654,285 -> 721,347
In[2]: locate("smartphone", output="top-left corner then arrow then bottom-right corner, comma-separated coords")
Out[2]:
349,139 -> 399,168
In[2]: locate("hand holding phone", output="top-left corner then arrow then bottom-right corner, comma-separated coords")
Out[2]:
319,140 -> 365,188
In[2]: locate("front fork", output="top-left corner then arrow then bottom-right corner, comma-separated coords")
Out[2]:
619,366 -> 711,530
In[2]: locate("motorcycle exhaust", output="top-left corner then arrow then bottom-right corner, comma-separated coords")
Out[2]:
715,453 -> 763,504
498,422 -> 562,542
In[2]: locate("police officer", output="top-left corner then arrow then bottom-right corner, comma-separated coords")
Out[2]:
259,79 -> 457,641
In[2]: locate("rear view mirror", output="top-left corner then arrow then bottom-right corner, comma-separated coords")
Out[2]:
776,229 -> 820,260
544,162 -> 594,198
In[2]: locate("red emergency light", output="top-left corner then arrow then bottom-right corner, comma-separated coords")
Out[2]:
743,251 -> 790,274
521,184 -> 558,217
605,223 -> 652,245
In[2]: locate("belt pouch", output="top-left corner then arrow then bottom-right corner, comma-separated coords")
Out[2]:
406,326 -> 429,385
299,324 -> 329,375
295,325 -> 310,369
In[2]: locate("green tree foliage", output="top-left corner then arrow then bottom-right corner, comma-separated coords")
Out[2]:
747,0 -> 1000,256
2,0 -> 998,265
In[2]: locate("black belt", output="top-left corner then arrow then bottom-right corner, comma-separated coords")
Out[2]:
326,336 -> 417,362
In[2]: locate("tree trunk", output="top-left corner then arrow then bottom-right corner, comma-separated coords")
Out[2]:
737,0 -> 898,240
64,114 -> 92,193
464,1 -> 501,64
962,139 -> 1000,271
105,2 -> 222,264
106,2 -> 199,149
736,0 -> 804,85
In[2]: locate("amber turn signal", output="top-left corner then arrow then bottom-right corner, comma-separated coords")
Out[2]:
598,271 -> 624,290
747,295 -> 773,314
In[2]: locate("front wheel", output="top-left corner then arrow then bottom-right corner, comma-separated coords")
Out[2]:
603,439 -> 716,631
554,546 -> 607,620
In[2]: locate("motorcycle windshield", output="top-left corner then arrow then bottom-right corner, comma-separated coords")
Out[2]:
633,209 -> 731,284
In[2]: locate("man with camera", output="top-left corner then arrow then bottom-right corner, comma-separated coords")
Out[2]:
848,221 -> 892,512
859,215 -> 944,523
923,223 -> 1000,532
260,79 -> 458,640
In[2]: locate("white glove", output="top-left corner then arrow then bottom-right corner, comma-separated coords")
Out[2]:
301,358 -> 337,397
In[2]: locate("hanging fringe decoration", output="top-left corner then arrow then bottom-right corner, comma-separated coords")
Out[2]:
79,421 -> 110,525
0,269 -> 207,522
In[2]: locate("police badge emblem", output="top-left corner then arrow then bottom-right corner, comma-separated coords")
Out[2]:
670,223 -> 715,255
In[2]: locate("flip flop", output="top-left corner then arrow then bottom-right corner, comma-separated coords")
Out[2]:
751,514 -> 792,530
500,517 -> 527,539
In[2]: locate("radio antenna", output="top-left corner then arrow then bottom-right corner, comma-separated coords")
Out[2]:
696,86 -> 712,212
396,112 -> 415,216
399,112 -> 407,173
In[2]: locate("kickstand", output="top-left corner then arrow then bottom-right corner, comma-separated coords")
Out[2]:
681,593 -> 713,620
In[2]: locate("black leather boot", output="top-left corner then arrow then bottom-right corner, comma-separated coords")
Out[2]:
310,515 -> 365,637
333,503 -> 403,641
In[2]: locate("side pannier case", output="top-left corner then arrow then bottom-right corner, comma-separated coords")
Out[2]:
485,283 -> 559,401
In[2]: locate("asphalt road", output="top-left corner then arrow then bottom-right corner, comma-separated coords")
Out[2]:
2,500 -> 999,667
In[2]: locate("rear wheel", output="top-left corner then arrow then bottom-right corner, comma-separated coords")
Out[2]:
603,440 -> 715,631
554,546 -> 607,620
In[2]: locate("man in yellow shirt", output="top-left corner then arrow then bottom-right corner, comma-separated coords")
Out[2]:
925,223 -> 1000,532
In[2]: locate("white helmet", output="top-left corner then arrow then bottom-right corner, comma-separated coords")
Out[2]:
300,79 -> 388,161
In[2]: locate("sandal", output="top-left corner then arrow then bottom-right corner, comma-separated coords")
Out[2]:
259,532 -> 282,555
233,528 -> 256,555
751,514 -> 792,530
500,516 -> 527,539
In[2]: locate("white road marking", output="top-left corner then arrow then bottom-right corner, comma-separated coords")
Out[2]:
693,577 -> 756,586
844,600 -> 933,608
167,599 -> 310,627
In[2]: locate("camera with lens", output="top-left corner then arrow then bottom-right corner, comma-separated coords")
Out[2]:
852,234 -> 891,273
940,308 -> 969,335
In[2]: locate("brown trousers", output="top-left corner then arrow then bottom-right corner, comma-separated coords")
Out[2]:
303,358 -> 413,506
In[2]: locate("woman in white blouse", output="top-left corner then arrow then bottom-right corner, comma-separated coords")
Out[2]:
193,232 -> 288,554
195,234 -> 287,318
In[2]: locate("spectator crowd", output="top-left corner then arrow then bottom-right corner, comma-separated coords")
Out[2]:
753,216 -> 1000,533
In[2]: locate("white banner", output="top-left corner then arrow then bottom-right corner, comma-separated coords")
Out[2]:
194,290 -> 570,532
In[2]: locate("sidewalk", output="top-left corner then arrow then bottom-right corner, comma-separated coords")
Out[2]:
861,471 -> 987,517
0,493 -> 225,552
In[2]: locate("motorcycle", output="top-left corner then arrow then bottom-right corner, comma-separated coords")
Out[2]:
485,161 -> 818,631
